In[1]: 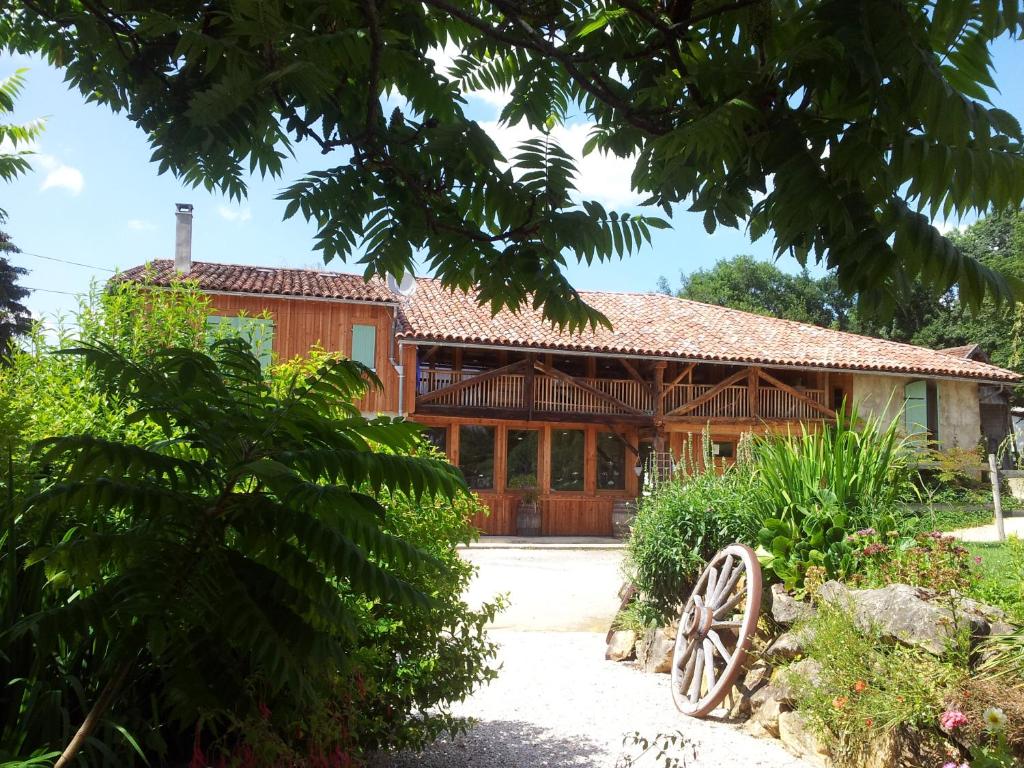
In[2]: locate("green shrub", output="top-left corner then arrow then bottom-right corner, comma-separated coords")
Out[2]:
1,285 -> 503,766
786,602 -> 960,767
625,468 -> 759,619
752,405 -> 918,590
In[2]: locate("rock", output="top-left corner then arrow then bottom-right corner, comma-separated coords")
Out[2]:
770,584 -> 815,626
818,580 -> 988,655
765,628 -> 814,662
777,710 -> 830,766
750,685 -> 790,737
990,620 -> 1017,637
775,658 -> 822,703
605,630 -> 637,662
635,626 -> 675,674
727,660 -> 773,720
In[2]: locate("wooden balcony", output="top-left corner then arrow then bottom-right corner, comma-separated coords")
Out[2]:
415,361 -> 832,423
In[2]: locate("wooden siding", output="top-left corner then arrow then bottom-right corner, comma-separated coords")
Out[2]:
206,293 -> 400,414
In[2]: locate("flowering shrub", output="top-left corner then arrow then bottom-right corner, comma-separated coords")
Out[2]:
850,529 -> 977,594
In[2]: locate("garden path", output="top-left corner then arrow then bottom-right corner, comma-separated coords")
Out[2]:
371,546 -> 812,768
951,516 -> 1024,542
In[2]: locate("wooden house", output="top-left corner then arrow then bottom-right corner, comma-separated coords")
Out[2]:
120,255 -> 1021,537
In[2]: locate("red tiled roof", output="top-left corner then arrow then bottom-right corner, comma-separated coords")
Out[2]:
119,260 -> 1021,383
117,259 -> 396,303
396,279 -> 1019,383
939,344 -> 987,362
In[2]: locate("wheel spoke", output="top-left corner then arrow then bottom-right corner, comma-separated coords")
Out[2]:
678,641 -> 698,694
712,619 -> 742,629
673,635 -> 697,670
712,561 -> 744,608
713,589 -> 744,619
702,638 -> 717,692
705,564 -> 718,603
688,648 -> 705,703
708,629 -> 733,666
711,555 -> 733,603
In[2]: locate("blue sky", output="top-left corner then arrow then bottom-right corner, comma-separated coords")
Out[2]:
2,35 -> 1023,320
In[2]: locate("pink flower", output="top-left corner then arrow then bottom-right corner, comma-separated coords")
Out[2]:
940,709 -> 969,731
974,556 -> 983,565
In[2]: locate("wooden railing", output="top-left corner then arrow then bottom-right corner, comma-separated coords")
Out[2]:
758,387 -> 827,421
534,376 -> 651,415
417,367 -> 827,421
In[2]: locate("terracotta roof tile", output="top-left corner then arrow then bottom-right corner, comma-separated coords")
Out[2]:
118,260 -> 1021,383
396,279 -> 1020,383
117,259 -> 396,303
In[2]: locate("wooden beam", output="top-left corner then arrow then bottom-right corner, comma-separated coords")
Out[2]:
417,358 -> 529,405
525,353 -> 536,419
748,366 -> 761,419
620,358 -> 648,389
535,362 -> 646,416
421,344 -> 441,362
665,367 -> 752,418
415,404 -> 653,425
653,361 -> 666,424
662,362 -> 697,396
757,369 -> 836,419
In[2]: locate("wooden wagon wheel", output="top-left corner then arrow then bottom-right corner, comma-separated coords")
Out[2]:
671,543 -> 762,718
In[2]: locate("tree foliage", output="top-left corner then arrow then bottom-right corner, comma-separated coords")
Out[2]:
660,254 -> 857,329
1,280 -> 502,766
0,69 -> 42,355
3,2 -> 1023,326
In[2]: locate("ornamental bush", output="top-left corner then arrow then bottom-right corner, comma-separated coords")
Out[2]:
625,467 -> 759,620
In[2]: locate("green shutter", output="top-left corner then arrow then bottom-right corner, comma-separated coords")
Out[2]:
206,315 -> 274,369
352,324 -> 376,369
904,380 -> 928,439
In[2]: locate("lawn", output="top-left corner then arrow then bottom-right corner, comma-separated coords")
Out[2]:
965,539 -> 1024,624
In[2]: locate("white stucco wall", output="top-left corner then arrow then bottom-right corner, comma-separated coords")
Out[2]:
850,374 -> 981,450
937,379 -> 981,450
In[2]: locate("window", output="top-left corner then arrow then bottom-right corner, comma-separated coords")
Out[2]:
712,441 -> 735,459
206,315 -> 274,368
550,429 -> 584,491
904,380 -> 939,442
351,324 -> 377,369
597,432 -> 626,490
458,425 -> 495,490
506,429 -> 539,489
421,426 -> 447,455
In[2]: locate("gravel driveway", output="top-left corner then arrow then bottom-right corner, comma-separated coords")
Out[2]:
371,545 -> 812,768
373,631 -> 809,768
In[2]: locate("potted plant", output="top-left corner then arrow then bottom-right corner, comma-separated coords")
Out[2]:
509,475 -> 541,536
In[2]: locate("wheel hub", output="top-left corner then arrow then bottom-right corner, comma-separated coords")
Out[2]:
682,595 -> 714,639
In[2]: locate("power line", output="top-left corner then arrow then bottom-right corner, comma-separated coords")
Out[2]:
14,250 -> 116,274
23,286 -> 80,296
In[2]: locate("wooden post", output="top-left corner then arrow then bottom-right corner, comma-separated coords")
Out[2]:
748,367 -> 760,419
989,453 -> 1006,543
525,353 -> 536,420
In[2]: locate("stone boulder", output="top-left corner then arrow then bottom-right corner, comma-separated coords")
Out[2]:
777,711 -> 830,766
636,626 -> 676,673
770,584 -> 815,626
765,627 -> 814,662
818,580 -> 988,655
605,630 -> 637,662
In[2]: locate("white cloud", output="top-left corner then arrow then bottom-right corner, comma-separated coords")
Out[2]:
127,219 -> 155,231
34,153 -> 85,196
218,205 -> 252,223
479,120 -> 642,208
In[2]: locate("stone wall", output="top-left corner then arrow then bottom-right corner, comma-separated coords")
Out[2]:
850,374 -> 981,450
